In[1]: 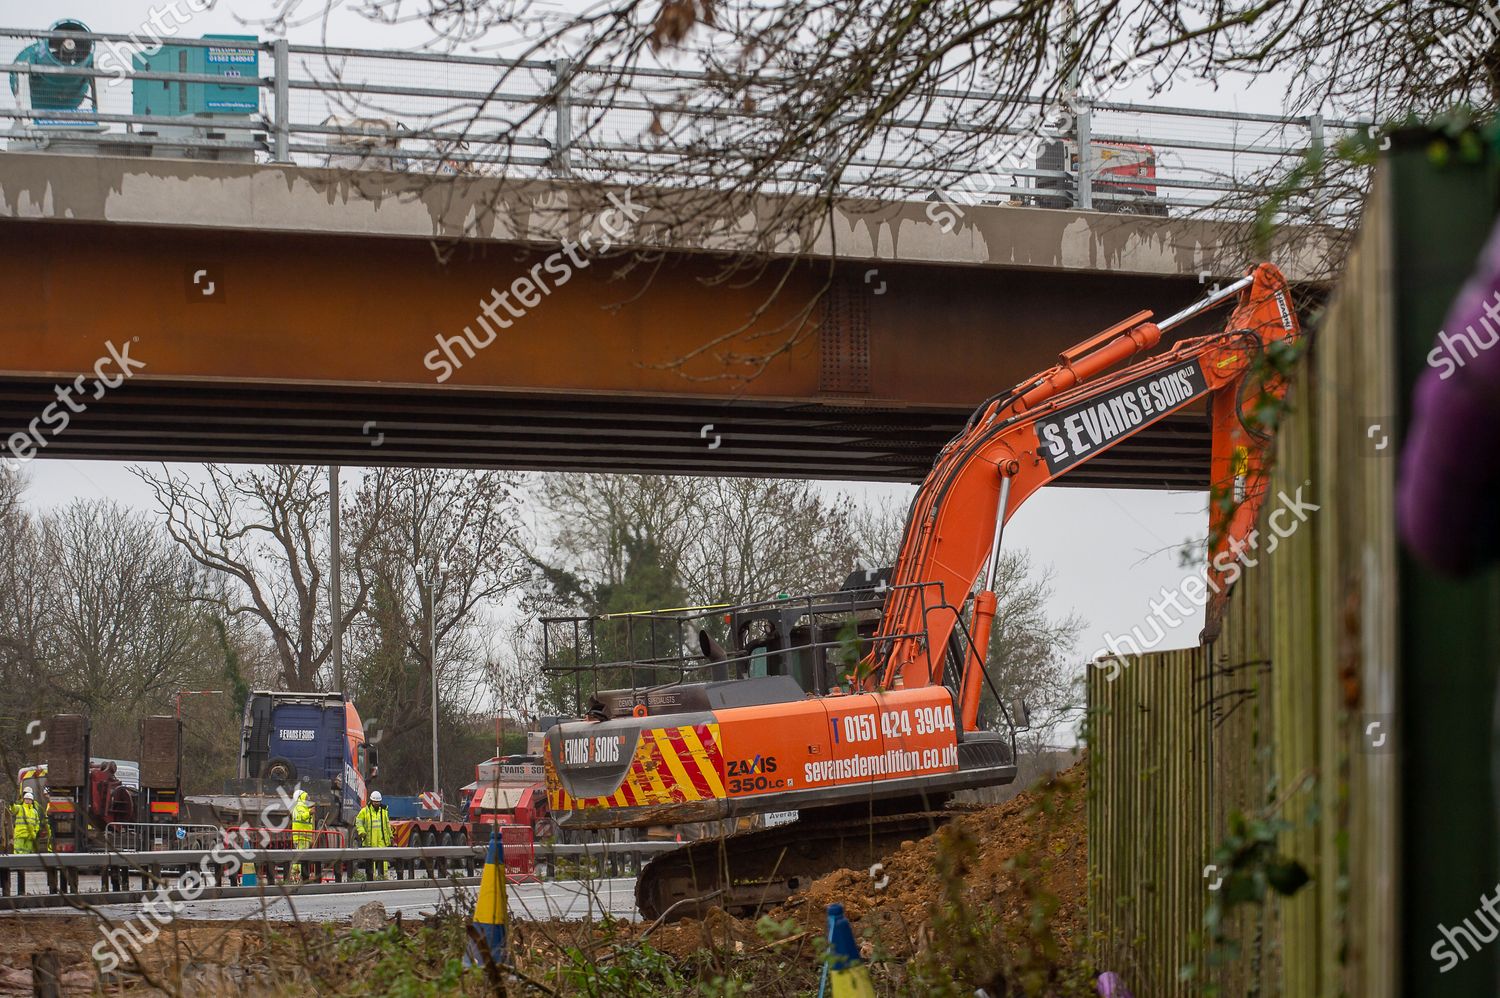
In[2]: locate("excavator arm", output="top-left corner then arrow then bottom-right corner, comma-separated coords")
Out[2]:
873,262 -> 1300,728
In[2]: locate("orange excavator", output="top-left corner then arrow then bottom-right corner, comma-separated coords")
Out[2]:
541,263 -> 1300,919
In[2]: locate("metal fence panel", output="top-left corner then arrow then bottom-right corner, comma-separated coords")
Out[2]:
103,822 -> 220,852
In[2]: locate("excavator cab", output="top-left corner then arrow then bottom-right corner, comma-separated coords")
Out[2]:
725,593 -> 883,694
543,567 -> 971,715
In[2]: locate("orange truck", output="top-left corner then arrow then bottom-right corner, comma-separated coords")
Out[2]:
541,265 -> 1301,919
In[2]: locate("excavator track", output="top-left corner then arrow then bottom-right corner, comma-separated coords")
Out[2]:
635,803 -> 968,922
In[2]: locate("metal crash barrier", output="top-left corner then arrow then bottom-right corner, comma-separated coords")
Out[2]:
0,840 -> 680,906
223,825 -> 347,848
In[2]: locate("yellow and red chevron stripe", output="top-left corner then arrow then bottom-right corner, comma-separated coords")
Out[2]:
549,723 -> 724,811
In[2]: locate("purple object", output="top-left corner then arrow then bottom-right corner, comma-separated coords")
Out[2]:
1397,218 -> 1500,576
1096,971 -> 1133,998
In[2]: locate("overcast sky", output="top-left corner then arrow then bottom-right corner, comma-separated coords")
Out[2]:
0,0 -> 1270,698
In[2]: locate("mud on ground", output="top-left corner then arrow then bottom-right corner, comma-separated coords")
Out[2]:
624,761 -> 1090,990
0,918 -> 275,995
774,760 -> 1088,962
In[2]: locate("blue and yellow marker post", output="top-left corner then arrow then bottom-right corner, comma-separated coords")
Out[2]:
465,829 -> 508,970
819,902 -> 876,998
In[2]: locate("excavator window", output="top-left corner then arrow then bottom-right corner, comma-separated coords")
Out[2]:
729,604 -> 887,698
735,614 -> 829,694
790,644 -> 821,693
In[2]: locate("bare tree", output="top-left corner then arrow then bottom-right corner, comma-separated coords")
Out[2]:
132,464 -> 387,692
482,623 -> 547,746
38,502 -> 216,732
0,467 -> 23,524
854,500 -> 1084,746
532,472 -> 862,607
680,477 -> 861,603
0,476 -> 51,792
982,550 -> 1085,744
531,474 -> 699,593
850,493 -> 914,568
310,0 -> 1490,189
355,467 -> 529,681
0,494 -> 227,765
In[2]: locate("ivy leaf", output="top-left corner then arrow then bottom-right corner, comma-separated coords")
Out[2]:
1222,872 -> 1264,906
1265,858 -> 1311,896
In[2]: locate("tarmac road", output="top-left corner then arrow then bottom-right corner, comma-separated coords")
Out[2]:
9,877 -> 640,923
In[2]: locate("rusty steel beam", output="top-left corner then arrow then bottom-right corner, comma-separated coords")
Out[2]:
0,219 -> 1217,484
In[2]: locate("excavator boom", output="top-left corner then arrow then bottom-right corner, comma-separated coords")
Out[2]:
876,263 -> 1298,724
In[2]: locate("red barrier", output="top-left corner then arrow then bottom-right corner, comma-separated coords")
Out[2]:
499,825 -> 535,879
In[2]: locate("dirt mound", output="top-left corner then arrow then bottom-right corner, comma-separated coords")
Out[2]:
640,906 -> 769,963
775,760 -> 1088,964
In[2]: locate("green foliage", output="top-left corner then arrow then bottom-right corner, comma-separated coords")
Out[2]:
209,614 -> 251,715
1356,107 -> 1494,169
538,532 -> 692,701
552,939 -> 685,997
1182,809 -> 1313,991
754,914 -> 800,943
902,775 -> 1094,997
321,916 -> 472,998
347,577 -> 460,794
828,617 -> 872,686
975,550 -> 1083,737
695,974 -> 756,997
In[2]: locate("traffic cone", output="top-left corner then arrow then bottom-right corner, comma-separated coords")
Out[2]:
464,829 -> 508,969
821,903 -> 876,998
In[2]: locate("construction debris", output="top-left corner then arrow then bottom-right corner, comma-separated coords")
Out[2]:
350,900 -> 389,933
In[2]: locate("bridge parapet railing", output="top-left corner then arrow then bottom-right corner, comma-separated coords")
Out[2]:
0,24 -> 1369,219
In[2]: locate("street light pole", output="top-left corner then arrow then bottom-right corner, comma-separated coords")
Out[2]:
428,562 -> 441,804
330,465 -> 343,695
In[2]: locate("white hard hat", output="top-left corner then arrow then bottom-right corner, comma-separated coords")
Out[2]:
369,791 -> 382,803
22,789 -> 34,800
297,789 -> 308,799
